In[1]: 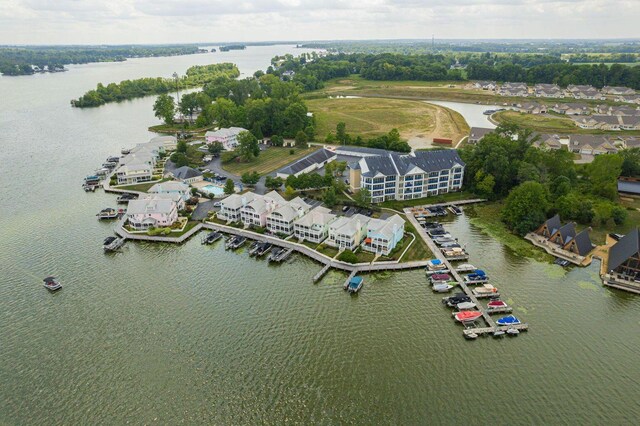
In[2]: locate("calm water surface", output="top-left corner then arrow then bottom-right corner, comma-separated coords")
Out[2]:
1,46 -> 639,424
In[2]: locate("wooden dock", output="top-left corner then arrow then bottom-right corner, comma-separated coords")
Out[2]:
313,264 -> 331,283
343,270 -> 358,290
404,207 -> 529,338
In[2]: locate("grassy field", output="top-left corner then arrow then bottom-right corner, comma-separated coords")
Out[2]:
306,97 -> 469,147
401,222 -> 433,262
379,190 -> 477,211
222,146 -> 316,176
114,178 -> 171,193
494,110 -> 640,136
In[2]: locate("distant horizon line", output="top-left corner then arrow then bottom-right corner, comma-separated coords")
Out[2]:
3,37 -> 640,48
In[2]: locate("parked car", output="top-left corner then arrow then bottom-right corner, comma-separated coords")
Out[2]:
342,206 -> 349,212
213,201 -> 222,208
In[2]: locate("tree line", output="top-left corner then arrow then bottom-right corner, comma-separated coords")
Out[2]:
0,45 -> 205,76
71,63 -> 239,107
460,126 -> 640,235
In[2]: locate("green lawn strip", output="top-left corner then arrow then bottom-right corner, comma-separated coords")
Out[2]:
114,178 -> 171,193
379,190 -> 477,211
222,147 -> 316,176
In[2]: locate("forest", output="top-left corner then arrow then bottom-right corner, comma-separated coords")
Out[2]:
0,45 -> 205,76
70,63 -> 239,107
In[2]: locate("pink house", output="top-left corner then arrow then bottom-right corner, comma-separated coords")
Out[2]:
126,198 -> 178,230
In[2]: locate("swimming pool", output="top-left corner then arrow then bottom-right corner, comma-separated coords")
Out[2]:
200,184 -> 225,197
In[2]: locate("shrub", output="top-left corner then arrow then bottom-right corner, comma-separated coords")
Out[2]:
338,250 -> 358,264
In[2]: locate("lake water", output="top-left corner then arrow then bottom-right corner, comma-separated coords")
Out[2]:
1,47 -> 640,424
427,100 -> 500,129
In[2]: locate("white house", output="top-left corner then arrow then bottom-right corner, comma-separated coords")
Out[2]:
265,197 -> 310,235
116,162 -> 153,185
219,192 -> 258,223
293,206 -> 337,244
148,181 -> 191,201
205,127 -> 249,150
239,191 -> 285,227
144,193 -> 185,210
126,198 -> 178,230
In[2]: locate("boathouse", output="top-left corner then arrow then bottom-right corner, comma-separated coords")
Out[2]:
535,214 -> 561,239
549,222 -> 576,246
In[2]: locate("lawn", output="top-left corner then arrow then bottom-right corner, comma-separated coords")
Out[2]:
315,243 -> 339,258
306,96 -> 469,144
400,222 -> 433,262
114,178 -> 171,193
222,146 -> 316,176
582,200 -> 640,245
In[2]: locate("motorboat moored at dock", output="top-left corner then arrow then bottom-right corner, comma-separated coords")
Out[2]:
345,276 -> 364,293
453,311 -> 482,322
496,315 -> 521,326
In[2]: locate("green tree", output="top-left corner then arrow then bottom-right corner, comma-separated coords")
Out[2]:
224,178 -> 235,195
587,154 -> 624,200
284,185 -> 296,200
620,148 -> 640,177
241,171 -> 260,185
179,92 -> 200,122
323,186 -> 337,207
153,94 -> 175,125
611,205 -> 628,225
236,131 -> 260,162
336,122 -> 347,145
474,170 -> 496,199
354,188 -> 371,208
270,135 -> 284,147
501,181 -> 550,235
176,140 -> 187,153
295,130 -> 308,148
208,141 -> 224,156
169,152 -> 188,167
550,176 -> 572,198
265,176 -> 284,190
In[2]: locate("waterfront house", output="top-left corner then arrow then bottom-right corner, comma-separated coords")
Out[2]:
120,151 -> 157,168
563,229 -> 594,257
219,192 -> 258,223
347,149 -> 465,203
172,166 -> 203,184
239,191 -> 285,227
148,181 -> 191,201
144,193 -> 185,210
605,228 -> 640,291
362,214 -> 406,256
468,127 -> 494,144
126,198 -> 178,230
116,162 -> 153,185
602,86 -> 635,96
266,196 -> 310,235
550,222 -> 576,246
276,148 -> 337,178
293,206 -> 337,243
205,127 -> 248,150
326,214 -> 370,251
535,214 -> 561,239
148,135 -> 178,151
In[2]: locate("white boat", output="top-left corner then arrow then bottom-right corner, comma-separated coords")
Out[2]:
425,268 -> 450,276
455,263 -> 477,273
507,328 -> 520,336
425,259 -> 447,271
456,302 -> 476,310
432,283 -> 453,293
43,276 -> 62,291
493,330 -> 506,337
465,332 -> 478,340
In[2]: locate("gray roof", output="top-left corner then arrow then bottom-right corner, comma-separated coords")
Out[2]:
570,229 -> 593,256
542,214 -> 562,235
469,127 -> 494,141
608,228 -> 640,272
173,166 -> 202,180
359,150 -> 465,178
554,222 -> 576,244
277,148 -> 337,175
336,146 -> 392,157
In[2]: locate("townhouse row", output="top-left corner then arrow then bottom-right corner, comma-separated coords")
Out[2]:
218,191 -> 406,256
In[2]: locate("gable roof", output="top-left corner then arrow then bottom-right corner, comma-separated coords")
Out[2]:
608,228 -> 640,272
127,198 -> 176,215
173,166 -> 202,180
541,214 -> 561,235
149,181 -> 190,193
277,148 -> 336,175
469,127 -> 494,141
568,229 -> 593,256
358,150 -> 464,178
553,222 -> 576,244
205,127 -> 248,138
367,214 -> 405,240
294,206 -> 336,227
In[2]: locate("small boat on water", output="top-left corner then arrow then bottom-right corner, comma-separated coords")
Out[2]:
464,270 -> 489,284
448,205 -> 463,215
268,247 -> 284,262
425,268 -> 450,276
493,330 -> 506,337
430,273 -> 451,284
83,183 -> 97,192
442,293 -> 472,307
202,231 -> 222,245
116,193 -> 137,204
487,299 -> 508,309
442,247 -> 467,258
433,234 -> 454,243
507,328 -> 520,336
440,242 -> 461,249
456,301 -> 476,310
455,264 -> 477,273
433,283 -> 454,293
465,332 -> 479,340
474,284 -> 498,295
425,259 -> 447,271
104,237 -> 125,252
248,241 -> 262,255
43,276 -> 62,291
96,208 -> 120,220
106,156 -> 120,163
345,275 -> 364,293
255,242 -> 273,257
225,236 -> 246,250
496,315 -> 521,326
453,311 -> 482,322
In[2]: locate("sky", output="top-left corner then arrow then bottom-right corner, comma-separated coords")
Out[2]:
1,0 -> 640,45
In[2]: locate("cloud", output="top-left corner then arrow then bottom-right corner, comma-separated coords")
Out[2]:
1,0 -> 639,44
